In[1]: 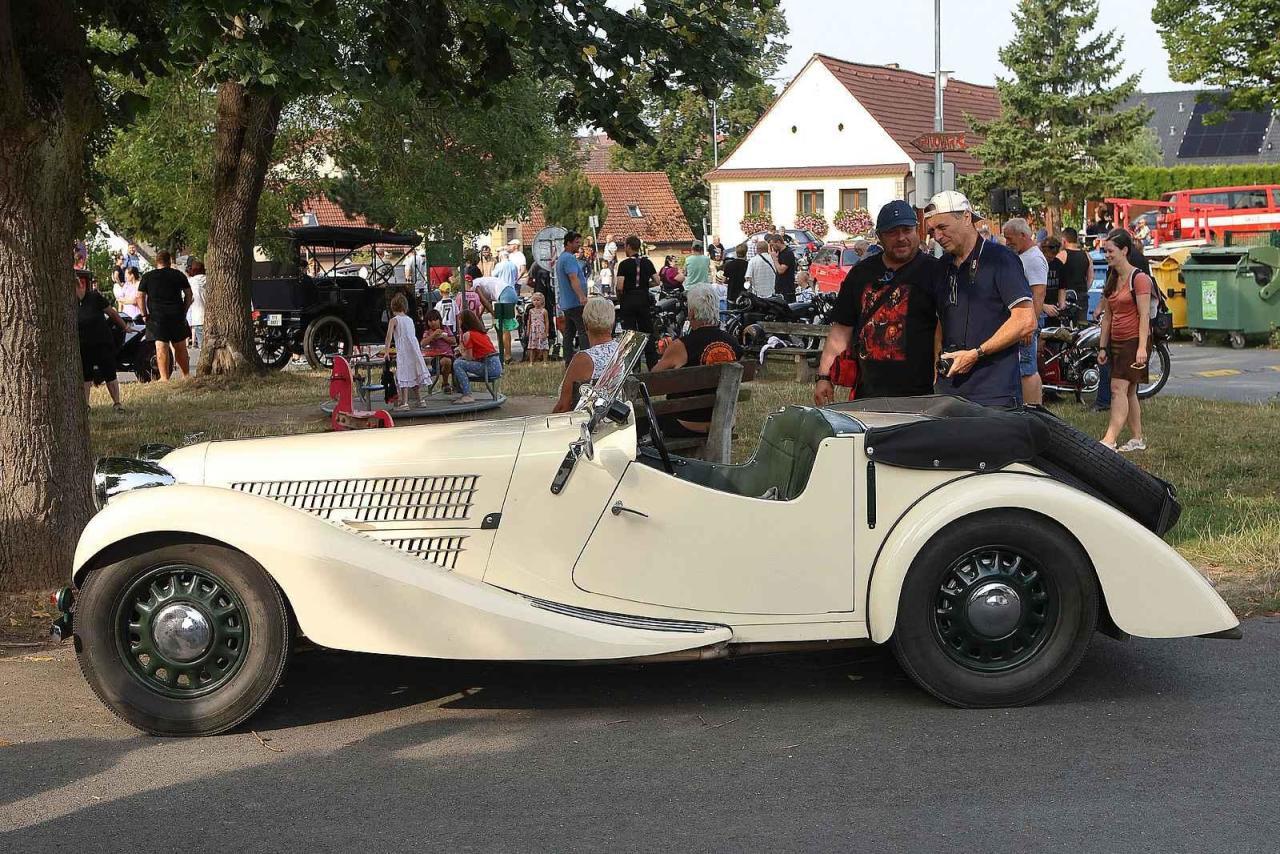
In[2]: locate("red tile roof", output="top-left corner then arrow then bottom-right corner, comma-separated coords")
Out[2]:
292,196 -> 374,229
815,56 -> 1000,174
578,134 -> 616,173
706,163 -> 911,181
521,171 -> 694,246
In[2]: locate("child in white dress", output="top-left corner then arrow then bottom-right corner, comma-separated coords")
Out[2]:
385,293 -> 431,410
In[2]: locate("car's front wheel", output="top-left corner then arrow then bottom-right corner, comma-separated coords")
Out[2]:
75,543 -> 291,736
890,511 -> 1098,708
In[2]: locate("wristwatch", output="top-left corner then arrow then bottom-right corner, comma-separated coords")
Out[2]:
816,374 -> 832,383
975,345 -> 987,359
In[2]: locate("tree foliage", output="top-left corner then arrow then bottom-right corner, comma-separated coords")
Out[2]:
541,170 -> 607,236
1124,164 -> 1280,200
962,0 -> 1151,217
1152,0 -> 1280,114
327,77 -> 573,238
612,0 -> 788,227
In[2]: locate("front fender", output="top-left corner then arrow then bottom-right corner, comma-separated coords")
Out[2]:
74,485 -> 730,661
866,473 -> 1238,643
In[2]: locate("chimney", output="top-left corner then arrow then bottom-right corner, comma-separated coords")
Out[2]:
885,62 -> 899,69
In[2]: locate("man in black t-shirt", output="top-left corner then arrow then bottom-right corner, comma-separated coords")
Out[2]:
773,234 -> 797,301
76,272 -> 128,409
722,243 -> 749,301
138,249 -> 193,379
1059,227 -> 1092,323
816,201 -> 942,402
615,235 -> 660,368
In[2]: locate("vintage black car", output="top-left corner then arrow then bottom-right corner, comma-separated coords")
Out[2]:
252,225 -> 421,369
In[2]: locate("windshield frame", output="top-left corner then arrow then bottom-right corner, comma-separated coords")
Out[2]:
574,331 -> 648,428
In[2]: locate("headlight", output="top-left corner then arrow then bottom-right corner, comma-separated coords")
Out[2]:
93,458 -> 176,510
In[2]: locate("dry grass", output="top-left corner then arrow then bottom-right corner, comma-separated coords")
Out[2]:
73,362 -> 1279,617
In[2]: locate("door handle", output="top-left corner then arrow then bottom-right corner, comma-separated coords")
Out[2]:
611,501 -> 649,518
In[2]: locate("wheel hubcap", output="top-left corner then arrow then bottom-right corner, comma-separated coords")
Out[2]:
151,603 -> 213,662
933,548 -> 1057,672
965,582 -> 1022,639
115,565 -> 249,698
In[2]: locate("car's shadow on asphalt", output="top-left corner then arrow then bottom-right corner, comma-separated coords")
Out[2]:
248,632 -> 1200,732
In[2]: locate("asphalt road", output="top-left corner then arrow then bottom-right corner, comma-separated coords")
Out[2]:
2,619 -> 1277,852
1161,342 -> 1280,403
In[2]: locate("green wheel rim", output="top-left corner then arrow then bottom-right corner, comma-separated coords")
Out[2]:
932,547 -> 1058,673
114,564 -> 250,699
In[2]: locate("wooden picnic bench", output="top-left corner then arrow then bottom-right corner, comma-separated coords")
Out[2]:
624,361 -> 755,464
755,321 -> 830,382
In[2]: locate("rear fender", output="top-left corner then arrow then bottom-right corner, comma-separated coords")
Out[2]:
74,485 -> 731,661
866,473 -> 1238,643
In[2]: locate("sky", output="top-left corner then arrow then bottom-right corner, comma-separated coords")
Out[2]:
774,0 -> 1185,92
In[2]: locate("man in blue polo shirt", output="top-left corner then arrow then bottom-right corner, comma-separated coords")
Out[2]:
556,231 -> 588,361
925,191 -> 1036,408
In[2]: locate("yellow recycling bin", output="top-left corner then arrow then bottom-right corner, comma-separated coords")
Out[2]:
1150,247 -> 1190,331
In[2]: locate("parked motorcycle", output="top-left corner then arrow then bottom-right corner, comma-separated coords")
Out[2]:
724,287 -> 837,351
112,317 -> 157,382
1039,296 -> 1170,403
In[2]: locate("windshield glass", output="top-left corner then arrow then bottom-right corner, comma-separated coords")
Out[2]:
575,330 -> 648,417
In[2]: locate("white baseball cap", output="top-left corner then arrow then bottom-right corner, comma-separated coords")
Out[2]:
924,190 -> 976,219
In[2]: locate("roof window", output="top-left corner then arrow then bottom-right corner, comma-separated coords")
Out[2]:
627,204 -> 642,218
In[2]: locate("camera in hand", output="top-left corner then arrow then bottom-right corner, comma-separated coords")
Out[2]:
936,355 -> 954,376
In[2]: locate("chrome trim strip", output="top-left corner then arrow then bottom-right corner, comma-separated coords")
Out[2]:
522,596 -> 724,633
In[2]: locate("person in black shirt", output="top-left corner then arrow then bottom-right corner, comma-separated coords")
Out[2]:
816,201 -> 942,402
138,249 -> 193,379
707,235 -> 725,263
76,272 -> 128,409
722,243 -> 749,301
772,234 -> 797,301
652,284 -> 742,436
615,235 -> 660,368
1060,227 -> 1092,324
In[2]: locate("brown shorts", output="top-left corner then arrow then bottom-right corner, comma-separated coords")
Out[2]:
1109,338 -> 1149,384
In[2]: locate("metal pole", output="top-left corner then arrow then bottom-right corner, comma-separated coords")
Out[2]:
711,99 -> 719,167
933,0 -> 944,192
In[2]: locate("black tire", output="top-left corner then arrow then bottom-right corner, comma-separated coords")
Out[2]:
1137,341 -> 1170,399
1024,407 -> 1181,535
255,335 -> 293,370
1228,331 -> 1247,350
1191,330 -> 1207,347
890,511 -> 1098,708
75,543 -> 291,737
303,315 -> 353,370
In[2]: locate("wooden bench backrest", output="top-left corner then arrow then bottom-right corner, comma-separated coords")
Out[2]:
626,361 -> 746,463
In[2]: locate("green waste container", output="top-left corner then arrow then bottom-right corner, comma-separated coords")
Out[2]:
1181,245 -> 1280,348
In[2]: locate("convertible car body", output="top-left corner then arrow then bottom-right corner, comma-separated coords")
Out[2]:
62,334 -> 1239,735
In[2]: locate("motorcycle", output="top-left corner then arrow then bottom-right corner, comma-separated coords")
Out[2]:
1038,296 -> 1170,403
650,288 -> 688,354
112,316 -> 157,382
724,287 -> 837,352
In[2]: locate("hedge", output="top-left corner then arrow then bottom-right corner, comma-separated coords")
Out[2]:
1124,164 -> 1280,200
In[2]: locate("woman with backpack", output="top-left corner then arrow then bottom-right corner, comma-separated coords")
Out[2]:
1097,228 -> 1152,452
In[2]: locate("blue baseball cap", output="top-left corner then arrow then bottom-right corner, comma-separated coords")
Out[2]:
876,200 -> 918,232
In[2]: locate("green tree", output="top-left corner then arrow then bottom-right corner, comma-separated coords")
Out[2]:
541,170 -> 607,236
612,0 -> 788,227
961,0 -> 1151,224
327,77 -> 574,238
1153,0 -> 1280,114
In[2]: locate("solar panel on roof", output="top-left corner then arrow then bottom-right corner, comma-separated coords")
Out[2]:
1177,100 -> 1270,158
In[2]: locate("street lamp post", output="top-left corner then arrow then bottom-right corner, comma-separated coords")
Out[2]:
933,0 -> 944,192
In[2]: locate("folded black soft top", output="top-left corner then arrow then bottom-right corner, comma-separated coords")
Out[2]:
830,395 -> 1181,536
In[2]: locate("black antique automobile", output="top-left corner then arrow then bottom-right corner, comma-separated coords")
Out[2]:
252,225 -> 421,369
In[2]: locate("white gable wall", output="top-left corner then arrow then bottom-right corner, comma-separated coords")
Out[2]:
714,174 -> 906,247
720,60 -> 911,171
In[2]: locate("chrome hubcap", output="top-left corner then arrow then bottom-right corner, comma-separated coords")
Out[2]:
965,581 -> 1022,639
151,603 -> 213,663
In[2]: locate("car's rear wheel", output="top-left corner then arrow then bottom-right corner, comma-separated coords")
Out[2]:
75,543 -> 291,736
890,511 -> 1097,708
255,333 -> 293,370
303,315 -> 353,370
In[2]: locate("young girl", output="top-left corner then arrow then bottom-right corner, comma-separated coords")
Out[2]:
420,308 -> 457,394
452,309 -> 502,404
526,292 -> 550,362
385,293 -> 431,410
455,274 -> 483,321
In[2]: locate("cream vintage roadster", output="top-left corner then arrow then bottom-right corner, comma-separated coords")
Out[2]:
59,333 -> 1239,736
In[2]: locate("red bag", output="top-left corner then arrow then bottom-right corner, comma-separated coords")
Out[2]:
830,349 -> 859,400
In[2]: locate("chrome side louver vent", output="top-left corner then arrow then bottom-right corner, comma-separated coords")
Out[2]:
231,475 -> 479,522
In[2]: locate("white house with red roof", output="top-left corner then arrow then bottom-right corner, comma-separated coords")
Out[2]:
708,54 -> 999,246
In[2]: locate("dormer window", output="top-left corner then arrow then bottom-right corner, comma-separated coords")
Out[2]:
627,204 -> 642,218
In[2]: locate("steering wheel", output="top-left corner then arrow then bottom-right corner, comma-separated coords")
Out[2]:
636,382 -> 674,475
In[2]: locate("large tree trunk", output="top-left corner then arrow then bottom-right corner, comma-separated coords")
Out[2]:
0,0 -> 97,590
198,81 -> 283,376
